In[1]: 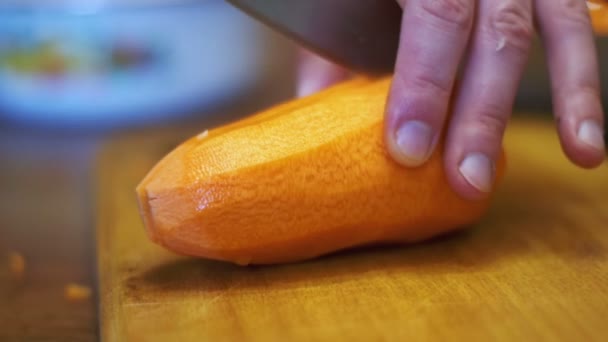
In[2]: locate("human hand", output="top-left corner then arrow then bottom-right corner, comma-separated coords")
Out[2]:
297,0 -> 606,200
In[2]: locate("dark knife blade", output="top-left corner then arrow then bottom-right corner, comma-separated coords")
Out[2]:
225,0 -> 402,75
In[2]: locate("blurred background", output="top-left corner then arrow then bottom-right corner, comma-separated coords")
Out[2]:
0,0 -> 299,339
0,0 -> 299,130
0,0 -> 606,340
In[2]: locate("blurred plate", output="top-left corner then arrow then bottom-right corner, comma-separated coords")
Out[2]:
0,0 -> 268,128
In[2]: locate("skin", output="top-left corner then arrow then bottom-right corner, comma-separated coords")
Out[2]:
297,0 -> 606,201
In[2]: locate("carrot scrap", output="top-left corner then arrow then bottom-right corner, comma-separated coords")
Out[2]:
8,252 -> 25,279
64,283 -> 92,301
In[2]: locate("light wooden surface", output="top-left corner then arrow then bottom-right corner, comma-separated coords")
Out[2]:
96,116 -> 608,342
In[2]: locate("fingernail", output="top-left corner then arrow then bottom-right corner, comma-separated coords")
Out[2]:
577,119 -> 605,151
458,153 -> 494,193
394,121 -> 435,166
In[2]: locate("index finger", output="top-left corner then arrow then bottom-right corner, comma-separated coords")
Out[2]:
384,0 -> 475,167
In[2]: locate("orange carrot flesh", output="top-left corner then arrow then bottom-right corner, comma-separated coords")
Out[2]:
136,77 -> 506,265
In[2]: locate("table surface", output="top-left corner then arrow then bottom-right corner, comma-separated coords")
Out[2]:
0,128 -> 99,341
96,116 -> 608,342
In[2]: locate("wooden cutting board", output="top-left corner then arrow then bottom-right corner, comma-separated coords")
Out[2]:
96,116 -> 608,342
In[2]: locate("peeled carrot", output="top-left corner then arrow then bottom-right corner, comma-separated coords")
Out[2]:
590,2 -> 608,35
136,77 -> 506,265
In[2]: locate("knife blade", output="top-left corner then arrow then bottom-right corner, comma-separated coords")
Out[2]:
225,0 -> 402,75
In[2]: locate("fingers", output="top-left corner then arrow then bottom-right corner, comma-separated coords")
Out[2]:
535,0 -> 606,167
296,48 -> 352,98
384,0 -> 475,166
445,0 -> 535,199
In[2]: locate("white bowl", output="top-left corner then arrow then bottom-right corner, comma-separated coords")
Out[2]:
0,0 -> 268,128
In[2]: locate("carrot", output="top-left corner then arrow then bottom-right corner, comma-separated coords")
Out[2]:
8,252 -> 25,279
136,77 -> 506,265
64,283 -> 92,301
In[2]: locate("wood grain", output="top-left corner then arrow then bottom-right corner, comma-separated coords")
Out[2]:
96,116 -> 608,342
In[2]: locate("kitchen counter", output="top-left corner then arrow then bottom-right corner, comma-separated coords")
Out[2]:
0,127 -> 99,341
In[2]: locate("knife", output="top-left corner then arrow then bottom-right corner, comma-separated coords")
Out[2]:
226,0 -> 608,147
225,0 -> 403,75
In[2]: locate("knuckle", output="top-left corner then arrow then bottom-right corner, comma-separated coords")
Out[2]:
556,0 -> 591,29
561,0 -> 589,13
408,72 -> 452,98
420,0 -> 474,29
556,83 -> 599,99
491,2 -> 534,52
469,103 -> 509,138
387,74 -> 449,121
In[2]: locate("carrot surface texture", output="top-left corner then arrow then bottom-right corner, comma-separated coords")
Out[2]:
136,77 -> 506,265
